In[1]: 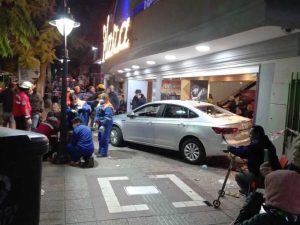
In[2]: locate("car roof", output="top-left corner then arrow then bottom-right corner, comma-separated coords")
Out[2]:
149,100 -> 213,107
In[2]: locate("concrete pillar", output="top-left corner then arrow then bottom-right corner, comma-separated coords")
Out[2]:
255,63 -> 275,129
155,75 -> 162,101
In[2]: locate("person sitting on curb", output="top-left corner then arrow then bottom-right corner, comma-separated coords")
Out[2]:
227,125 -> 281,195
67,117 -> 94,168
35,112 -> 60,161
232,170 -> 300,225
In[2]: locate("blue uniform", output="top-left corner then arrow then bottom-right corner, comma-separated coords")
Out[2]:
67,102 -> 91,128
94,102 -> 114,156
67,124 -> 94,162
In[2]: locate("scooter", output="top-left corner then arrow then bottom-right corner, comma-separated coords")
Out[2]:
213,151 -> 237,208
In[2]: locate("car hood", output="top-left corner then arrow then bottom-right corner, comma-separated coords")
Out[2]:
114,113 -> 128,120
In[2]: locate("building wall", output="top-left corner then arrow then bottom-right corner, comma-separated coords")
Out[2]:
104,0 -> 266,71
259,57 -> 300,153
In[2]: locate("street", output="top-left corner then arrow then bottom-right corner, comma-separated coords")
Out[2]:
40,140 -> 244,225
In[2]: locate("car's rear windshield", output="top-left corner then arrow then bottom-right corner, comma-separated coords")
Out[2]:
195,105 -> 232,117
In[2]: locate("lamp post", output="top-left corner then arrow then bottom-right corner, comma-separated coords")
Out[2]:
91,46 -> 98,61
49,0 -> 80,163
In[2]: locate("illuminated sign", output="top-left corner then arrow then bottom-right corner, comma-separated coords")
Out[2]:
102,16 -> 130,62
144,0 -> 159,10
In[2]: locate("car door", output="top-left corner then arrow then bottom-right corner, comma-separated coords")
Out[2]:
153,104 -> 190,149
123,104 -> 162,145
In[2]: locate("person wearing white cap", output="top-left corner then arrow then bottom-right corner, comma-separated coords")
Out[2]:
12,81 -> 33,130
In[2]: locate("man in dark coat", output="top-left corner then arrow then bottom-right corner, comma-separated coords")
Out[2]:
131,89 -> 146,110
227,125 -> 281,195
28,84 -> 44,129
107,85 -> 119,112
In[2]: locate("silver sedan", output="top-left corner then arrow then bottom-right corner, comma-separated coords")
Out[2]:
110,100 -> 251,164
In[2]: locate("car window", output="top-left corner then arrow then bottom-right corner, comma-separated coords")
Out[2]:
163,105 -> 189,118
195,105 -> 231,117
189,110 -> 198,118
134,104 -> 161,117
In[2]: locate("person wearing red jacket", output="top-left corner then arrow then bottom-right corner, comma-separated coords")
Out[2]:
12,81 -> 32,130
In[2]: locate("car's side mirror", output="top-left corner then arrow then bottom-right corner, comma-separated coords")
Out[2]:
127,112 -> 136,118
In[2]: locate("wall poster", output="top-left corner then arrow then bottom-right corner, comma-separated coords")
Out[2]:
161,79 -> 181,100
190,80 -> 208,101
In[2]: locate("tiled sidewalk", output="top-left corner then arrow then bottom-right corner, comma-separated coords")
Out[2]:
40,145 -> 244,225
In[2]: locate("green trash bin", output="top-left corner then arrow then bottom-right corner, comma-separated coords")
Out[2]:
0,127 -> 48,225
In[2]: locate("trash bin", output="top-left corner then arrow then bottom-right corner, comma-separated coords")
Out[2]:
0,127 -> 48,225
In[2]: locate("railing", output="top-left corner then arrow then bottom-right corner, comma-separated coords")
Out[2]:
219,81 -> 256,107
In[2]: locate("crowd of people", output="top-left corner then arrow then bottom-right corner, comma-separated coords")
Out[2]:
2,81 -> 299,223
0,81 -> 133,168
221,95 -> 255,119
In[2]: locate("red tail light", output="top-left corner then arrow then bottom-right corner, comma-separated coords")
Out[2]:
212,127 -> 239,134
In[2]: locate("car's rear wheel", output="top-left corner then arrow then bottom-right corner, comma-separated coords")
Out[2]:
110,126 -> 124,147
180,138 -> 206,164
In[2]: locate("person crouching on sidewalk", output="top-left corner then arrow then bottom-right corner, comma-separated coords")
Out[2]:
67,117 -> 94,168
94,93 -> 114,157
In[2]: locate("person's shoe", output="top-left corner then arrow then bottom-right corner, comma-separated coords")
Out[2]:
81,157 -> 94,168
96,153 -> 107,158
70,161 -> 81,167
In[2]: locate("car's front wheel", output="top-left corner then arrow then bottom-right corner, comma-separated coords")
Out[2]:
180,138 -> 206,164
110,126 -> 124,147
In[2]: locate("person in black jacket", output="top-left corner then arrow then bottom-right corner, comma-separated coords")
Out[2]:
227,125 -> 281,195
131,89 -> 146,110
28,84 -> 44,129
0,82 -> 15,128
233,170 -> 300,225
107,85 -> 119,113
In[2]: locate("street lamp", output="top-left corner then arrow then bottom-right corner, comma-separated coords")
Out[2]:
49,0 -> 80,163
91,46 -> 98,61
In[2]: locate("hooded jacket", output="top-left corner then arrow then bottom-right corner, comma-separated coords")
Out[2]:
228,135 -> 281,176
234,170 -> 300,225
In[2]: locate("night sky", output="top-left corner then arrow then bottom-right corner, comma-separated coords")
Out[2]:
56,0 -> 114,73
69,0 -> 114,47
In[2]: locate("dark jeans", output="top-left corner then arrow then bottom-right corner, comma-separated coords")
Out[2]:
235,171 -> 258,195
14,116 -> 30,131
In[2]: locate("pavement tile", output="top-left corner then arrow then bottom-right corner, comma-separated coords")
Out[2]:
182,211 -> 232,225
42,176 -> 65,185
222,208 -> 240,220
39,211 -> 65,225
97,218 -> 129,225
41,200 -> 65,213
42,190 -> 65,201
42,166 -> 66,177
127,216 -> 161,225
68,222 -> 97,225
66,209 -> 96,223
65,198 -> 93,210
65,189 -> 91,200
42,183 -> 65,192
65,180 -> 89,191
41,143 -> 245,225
